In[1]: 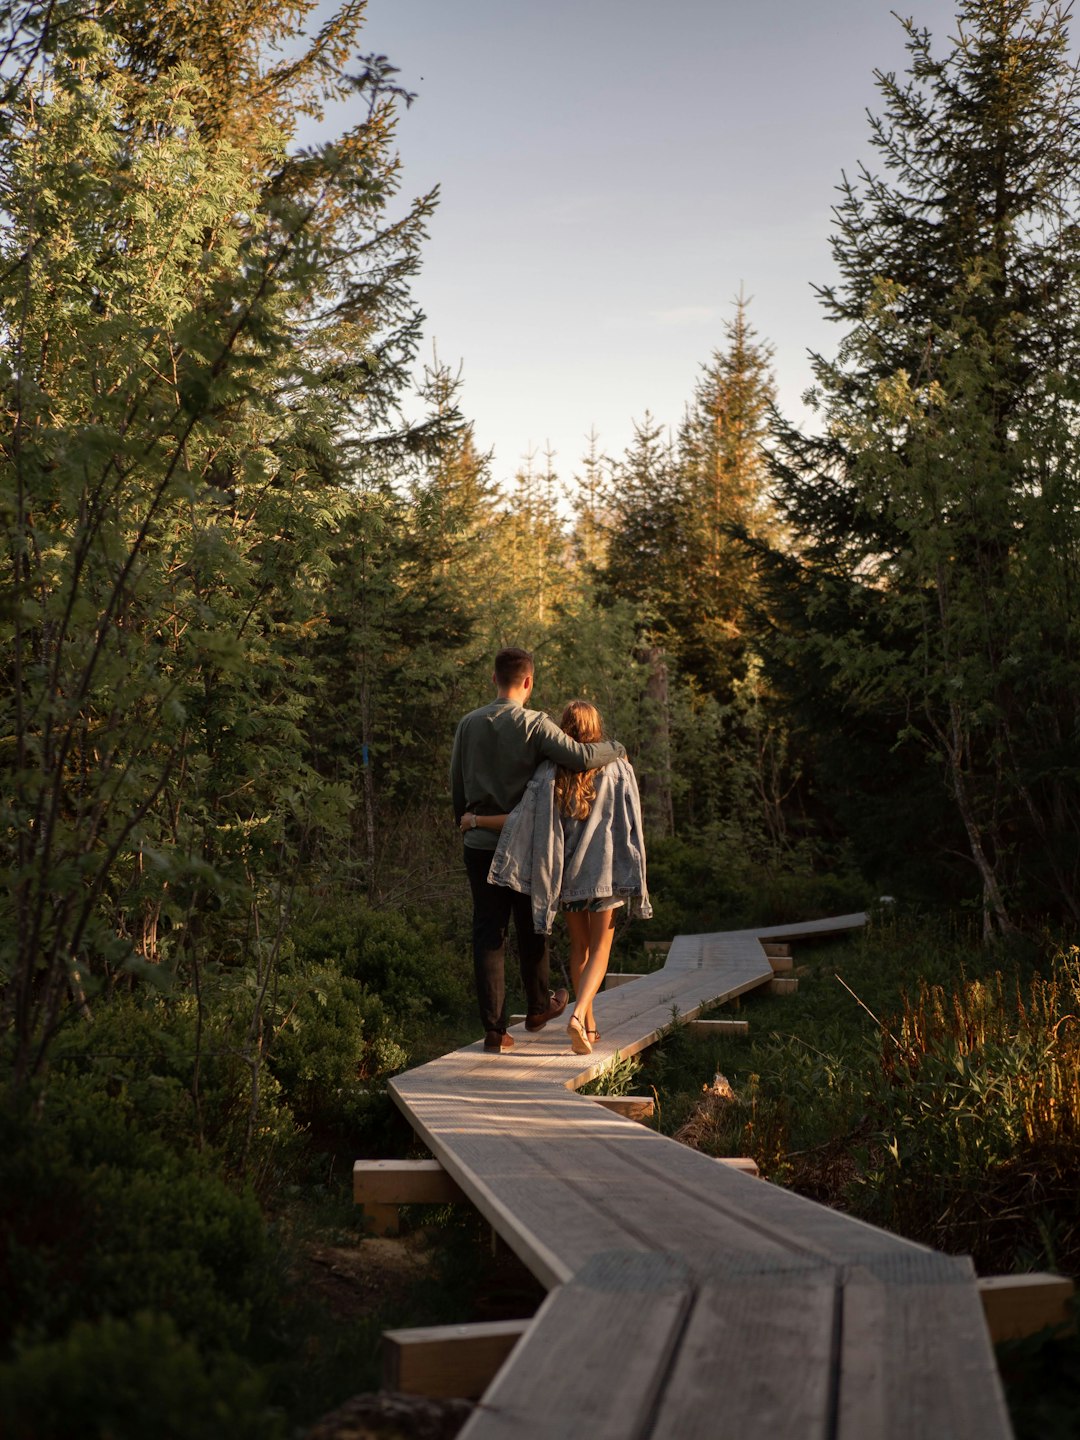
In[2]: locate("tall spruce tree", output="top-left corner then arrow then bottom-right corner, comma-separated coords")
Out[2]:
600,299 -> 777,702
760,0 -> 1080,931
677,294 -> 777,696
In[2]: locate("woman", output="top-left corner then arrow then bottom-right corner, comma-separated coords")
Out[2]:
461,700 -> 650,1056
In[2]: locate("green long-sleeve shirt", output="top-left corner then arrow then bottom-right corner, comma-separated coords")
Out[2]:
450,700 -> 626,852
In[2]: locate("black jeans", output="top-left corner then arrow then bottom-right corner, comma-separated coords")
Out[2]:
463,845 -> 550,1033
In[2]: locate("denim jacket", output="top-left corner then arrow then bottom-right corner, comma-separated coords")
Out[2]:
488,757 -> 652,935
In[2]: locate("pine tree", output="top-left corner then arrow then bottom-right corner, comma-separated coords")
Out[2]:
676,294 -> 777,696
761,0 -> 1080,930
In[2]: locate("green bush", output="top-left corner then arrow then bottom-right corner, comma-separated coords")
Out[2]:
638,834 -> 869,939
267,964 -> 407,1132
290,894 -> 471,1028
0,1083 -> 281,1356
0,1311 -> 282,1440
46,991 -> 303,1192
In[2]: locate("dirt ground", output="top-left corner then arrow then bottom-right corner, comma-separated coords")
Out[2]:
298,1234 -> 436,1324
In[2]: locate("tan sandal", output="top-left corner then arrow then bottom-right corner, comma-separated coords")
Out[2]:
567,1013 -> 593,1054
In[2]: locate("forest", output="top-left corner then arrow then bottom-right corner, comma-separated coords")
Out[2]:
2,0 -> 1080,1435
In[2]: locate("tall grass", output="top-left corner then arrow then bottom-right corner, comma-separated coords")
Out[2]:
867,948 -> 1080,1272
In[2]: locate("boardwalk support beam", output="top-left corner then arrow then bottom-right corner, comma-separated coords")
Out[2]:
685,1018 -> 749,1038
354,1159 -> 465,1236
382,1319 -> 532,1398
978,1273 -> 1075,1343
590,1094 -> 655,1122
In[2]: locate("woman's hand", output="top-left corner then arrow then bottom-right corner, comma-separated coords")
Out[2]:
458,811 -> 508,833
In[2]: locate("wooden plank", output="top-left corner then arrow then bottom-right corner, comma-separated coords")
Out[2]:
500,961 -> 776,1088
590,1094 -> 655,1122
768,976 -> 799,995
353,1158 -> 465,1206
978,1272 -> 1076,1342
390,1077 -> 930,1290
459,1252 -> 694,1440
753,913 -> 868,941
768,953 -> 794,973
603,972 -> 645,989
650,1258 -> 838,1440
685,1018 -> 749,1037
835,1253 -> 1011,1440
382,1319 -> 531,1398
716,1157 -> 760,1177
762,942 -> 791,958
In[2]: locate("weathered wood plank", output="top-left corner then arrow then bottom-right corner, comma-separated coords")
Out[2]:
459,1253 -> 693,1440
382,1319 -> 531,1398
716,1156 -> 760,1177
390,1077 -> 930,1289
650,1258 -> 837,1440
834,1253 -> 1011,1440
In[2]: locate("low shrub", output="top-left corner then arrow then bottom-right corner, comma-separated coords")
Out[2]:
0,1080 -> 282,1357
267,964 -> 407,1137
290,894 -> 472,1031
0,1311 -> 282,1440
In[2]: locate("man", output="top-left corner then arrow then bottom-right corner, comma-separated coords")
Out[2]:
450,648 -> 626,1052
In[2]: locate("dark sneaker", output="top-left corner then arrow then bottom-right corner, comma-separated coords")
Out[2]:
483,1030 -> 514,1052
525,988 -> 570,1032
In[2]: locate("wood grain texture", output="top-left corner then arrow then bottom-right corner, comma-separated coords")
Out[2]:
685,1018 -> 749,1037
834,1252 -> 1011,1440
458,1253 -> 694,1440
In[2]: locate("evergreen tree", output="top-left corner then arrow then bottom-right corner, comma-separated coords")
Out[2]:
760,0 -> 1080,930
0,2 -> 436,1079
599,302 -> 777,702
676,294 -> 777,696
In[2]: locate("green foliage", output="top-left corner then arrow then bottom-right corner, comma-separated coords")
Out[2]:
861,949 -> 1080,1271
0,0 -> 438,1082
648,916 -> 1080,1277
578,1049 -> 643,1098
642,833 -> 867,937
289,894 -> 472,1030
0,1082 -> 281,1355
759,0 -> 1080,931
268,965 -> 407,1139
0,1312 -> 282,1440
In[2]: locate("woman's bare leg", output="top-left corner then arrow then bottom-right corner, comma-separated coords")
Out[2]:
566,912 -> 591,1025
574,910 -> 616,1034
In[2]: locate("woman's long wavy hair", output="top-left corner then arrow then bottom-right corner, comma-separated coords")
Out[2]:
555,700 -> 605,820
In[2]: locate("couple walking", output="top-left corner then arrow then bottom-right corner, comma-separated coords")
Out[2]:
450,648 -> 651,1054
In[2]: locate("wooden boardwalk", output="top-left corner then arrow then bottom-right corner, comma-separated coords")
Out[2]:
387,916 -> 1012,1439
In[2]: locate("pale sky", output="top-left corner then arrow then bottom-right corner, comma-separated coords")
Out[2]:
329,0 -> 966,487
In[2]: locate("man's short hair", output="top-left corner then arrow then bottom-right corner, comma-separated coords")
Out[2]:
494,647 -> 534,689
